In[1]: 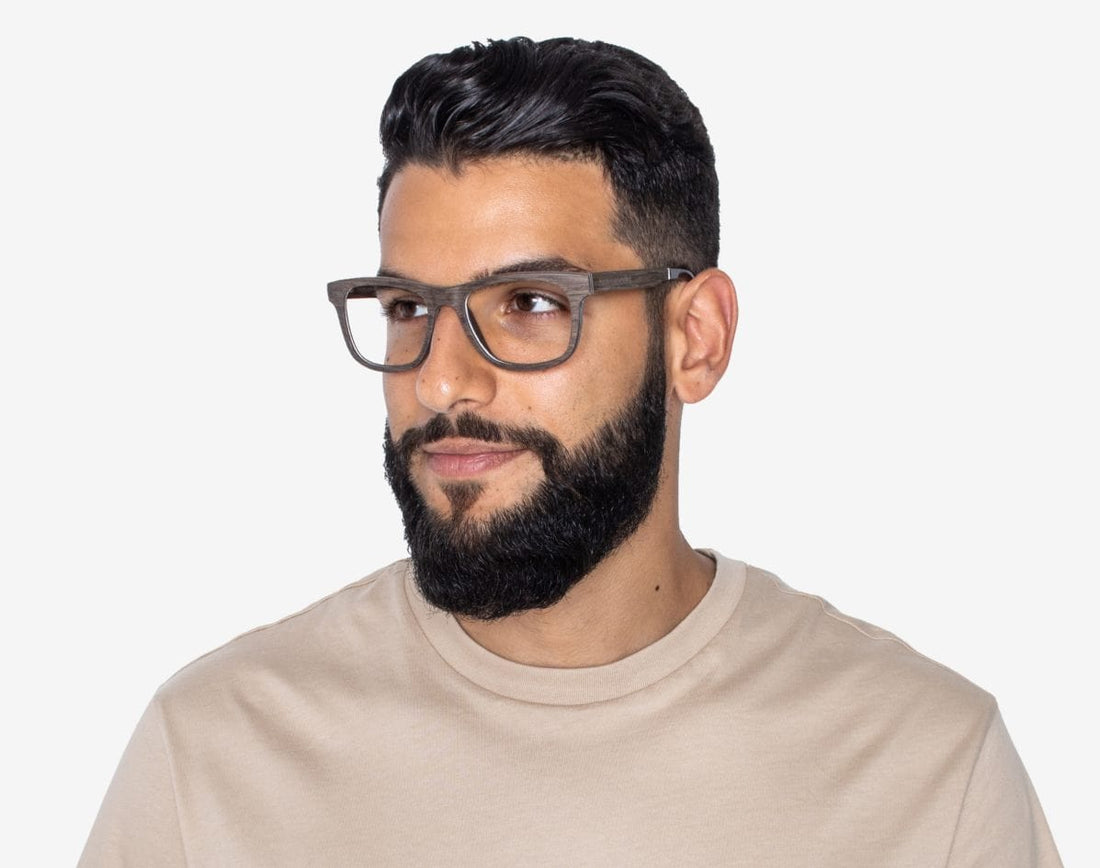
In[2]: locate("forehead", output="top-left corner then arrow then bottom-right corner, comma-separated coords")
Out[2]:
378,156 -> 643,284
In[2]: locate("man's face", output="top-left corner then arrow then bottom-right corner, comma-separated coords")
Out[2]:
379,156 -> 669,618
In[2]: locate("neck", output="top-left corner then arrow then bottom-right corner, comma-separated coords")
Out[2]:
455,488 -> 714,668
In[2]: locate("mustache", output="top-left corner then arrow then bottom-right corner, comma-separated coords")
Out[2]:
391,413 -> 564,472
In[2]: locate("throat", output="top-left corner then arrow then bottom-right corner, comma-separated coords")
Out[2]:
455,543 -> 716,668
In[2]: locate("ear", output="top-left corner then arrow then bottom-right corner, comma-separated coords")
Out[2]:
665,268 -> 738,404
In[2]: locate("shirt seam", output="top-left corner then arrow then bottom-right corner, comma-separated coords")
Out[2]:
763,572 -> 984,686
942,703 -> 1000,867
151,694 -> 190,867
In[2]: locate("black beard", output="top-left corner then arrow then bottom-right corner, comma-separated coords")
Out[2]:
382,356 -> 668,620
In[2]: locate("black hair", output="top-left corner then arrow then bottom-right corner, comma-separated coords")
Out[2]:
377,36 -> 719,279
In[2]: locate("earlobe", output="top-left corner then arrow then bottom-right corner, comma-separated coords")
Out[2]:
667,269 -> 738,404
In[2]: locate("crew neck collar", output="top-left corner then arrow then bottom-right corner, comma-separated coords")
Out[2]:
403,551 -> 746,705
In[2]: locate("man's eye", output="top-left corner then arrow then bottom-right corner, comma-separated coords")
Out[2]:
508,291 -> 567,315
382,298 -> 428,321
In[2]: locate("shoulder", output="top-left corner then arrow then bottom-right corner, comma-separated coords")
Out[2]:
730,561 -> 996,730
155,559 -> 413,710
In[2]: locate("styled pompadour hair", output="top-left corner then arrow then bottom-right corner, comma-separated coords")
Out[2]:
377,37 -> 719,275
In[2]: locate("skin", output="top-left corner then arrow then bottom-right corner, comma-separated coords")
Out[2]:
380,155 -> 738,667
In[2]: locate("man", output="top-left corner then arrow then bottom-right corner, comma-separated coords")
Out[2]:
80,36 -> 1060,866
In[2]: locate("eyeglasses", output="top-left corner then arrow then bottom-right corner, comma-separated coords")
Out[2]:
326,267 -> 693,372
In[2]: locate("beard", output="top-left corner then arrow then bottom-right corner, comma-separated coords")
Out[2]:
382,351 -> 668,621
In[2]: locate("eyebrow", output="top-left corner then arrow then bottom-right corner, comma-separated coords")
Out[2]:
376,257 -> 588,283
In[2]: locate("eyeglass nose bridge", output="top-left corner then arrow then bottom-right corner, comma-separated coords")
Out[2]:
411,289 -> 498,370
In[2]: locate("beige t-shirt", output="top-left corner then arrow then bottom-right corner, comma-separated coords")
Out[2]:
80,555 -> 1061,866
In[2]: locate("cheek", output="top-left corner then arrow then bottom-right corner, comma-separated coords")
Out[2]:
521,335 -> 650,441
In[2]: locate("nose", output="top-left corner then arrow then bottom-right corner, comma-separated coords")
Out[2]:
415,306 -> 497,414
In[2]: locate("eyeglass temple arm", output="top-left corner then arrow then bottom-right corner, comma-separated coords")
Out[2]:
590,267 -> 694,292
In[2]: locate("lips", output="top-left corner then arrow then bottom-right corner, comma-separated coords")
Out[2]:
420,438 -> 526,478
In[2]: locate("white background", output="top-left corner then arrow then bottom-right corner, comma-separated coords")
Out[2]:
1,1 -> 1095,864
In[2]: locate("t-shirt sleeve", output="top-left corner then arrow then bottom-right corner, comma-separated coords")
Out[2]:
78,697 -> 187,867
946,707 -> 1062,867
